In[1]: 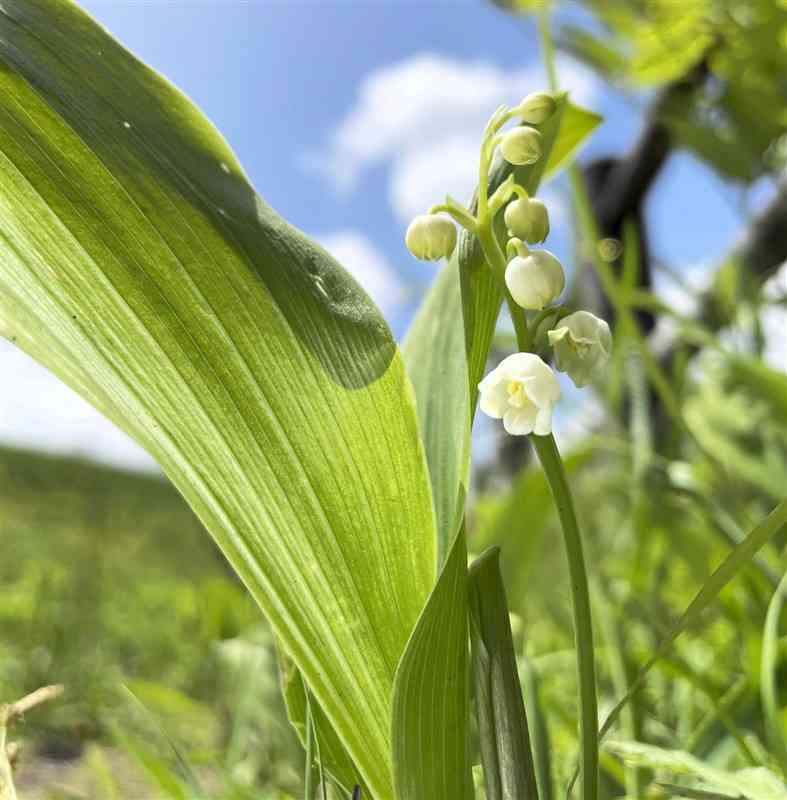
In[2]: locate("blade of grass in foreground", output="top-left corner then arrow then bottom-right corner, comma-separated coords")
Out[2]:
568,498 -> 787,794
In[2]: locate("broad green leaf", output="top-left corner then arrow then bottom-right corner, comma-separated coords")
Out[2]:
0,2 -> 437,796
392,526 -> 472,800
542,101 -> 603,180
605,740 -> 787,800
469,547 -> 538,800
403,262 -> 468,564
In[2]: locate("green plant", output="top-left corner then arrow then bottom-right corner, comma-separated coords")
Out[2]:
2,3 -> 787,800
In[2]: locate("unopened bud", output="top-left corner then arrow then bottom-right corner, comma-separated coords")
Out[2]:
524,198 -> 549,243
504,197 -> 550,243
500,126 -> 542,166
514,92 -> 557,125
405,214 -> 457,261
505,250 -> 565,310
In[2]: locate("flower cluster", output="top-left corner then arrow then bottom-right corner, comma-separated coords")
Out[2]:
404,91 -> 611,437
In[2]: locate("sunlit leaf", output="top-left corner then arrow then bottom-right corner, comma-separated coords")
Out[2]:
543,101 -> 603,180
391,526 -> 472,800
0,3 -> 437,796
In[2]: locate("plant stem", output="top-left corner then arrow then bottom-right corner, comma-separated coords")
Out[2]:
504,270 -> 599,800
530,434 -> 599,800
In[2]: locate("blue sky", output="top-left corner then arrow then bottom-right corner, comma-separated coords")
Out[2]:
0,0 -> 776,468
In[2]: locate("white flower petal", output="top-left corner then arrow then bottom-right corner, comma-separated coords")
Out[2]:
503,405 -> 538,435
478,375 -> 509,418
533,405 -> 554,436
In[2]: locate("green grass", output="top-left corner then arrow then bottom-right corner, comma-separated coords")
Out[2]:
0,446 -> 301,798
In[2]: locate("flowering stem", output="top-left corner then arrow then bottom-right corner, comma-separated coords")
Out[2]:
531,14 -> 599,796
507,300 -> 599,800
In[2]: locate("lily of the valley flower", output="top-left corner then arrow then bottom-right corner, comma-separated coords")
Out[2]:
505,250 -> 565,310
499,126 -> 542,166
478,352 -> 560,436
504,197 -> 550,243
548,310 -> 612,387
514,92 -> 557,125
405,214 -> 457,261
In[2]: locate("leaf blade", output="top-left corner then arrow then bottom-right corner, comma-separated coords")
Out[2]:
0,3 -> 437,795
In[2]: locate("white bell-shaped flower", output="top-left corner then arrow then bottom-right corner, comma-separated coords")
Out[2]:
514,92 -> 557,125
405,214 -> 457,261
547,310 -> 612,387
499,126 -> 542,166
505,250 -> 565,310
478,352 -> 560,436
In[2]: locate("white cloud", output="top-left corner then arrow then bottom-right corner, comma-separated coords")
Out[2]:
312,53 -> 600,221
0,341 -> 157,471
317,230 -> 404,316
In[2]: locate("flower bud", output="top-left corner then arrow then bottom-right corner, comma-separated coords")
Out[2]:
478,352 -> 560,436
503,198 -> 532,239
547,310 -> 612,388
499,126 -> 542,166
505,250 -> 565,310
524,198 -> 549,243
504,197 -> 549,243
514,92 -> 557,125
405,214 -> 457,261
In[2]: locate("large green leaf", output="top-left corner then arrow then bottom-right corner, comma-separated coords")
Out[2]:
0,2 -> 437,796
392,526 -> 472,800
542,101 -> 602,180
403,262 -> 468,563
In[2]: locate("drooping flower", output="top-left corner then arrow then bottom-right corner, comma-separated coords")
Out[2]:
405,214 -> 457,261
504,197 -> 550,243
505,250 -> 565,310
478,352 -> 560,436
499,126 -> 542,166
547,310 -> 612,387
514,92 -> 557,125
